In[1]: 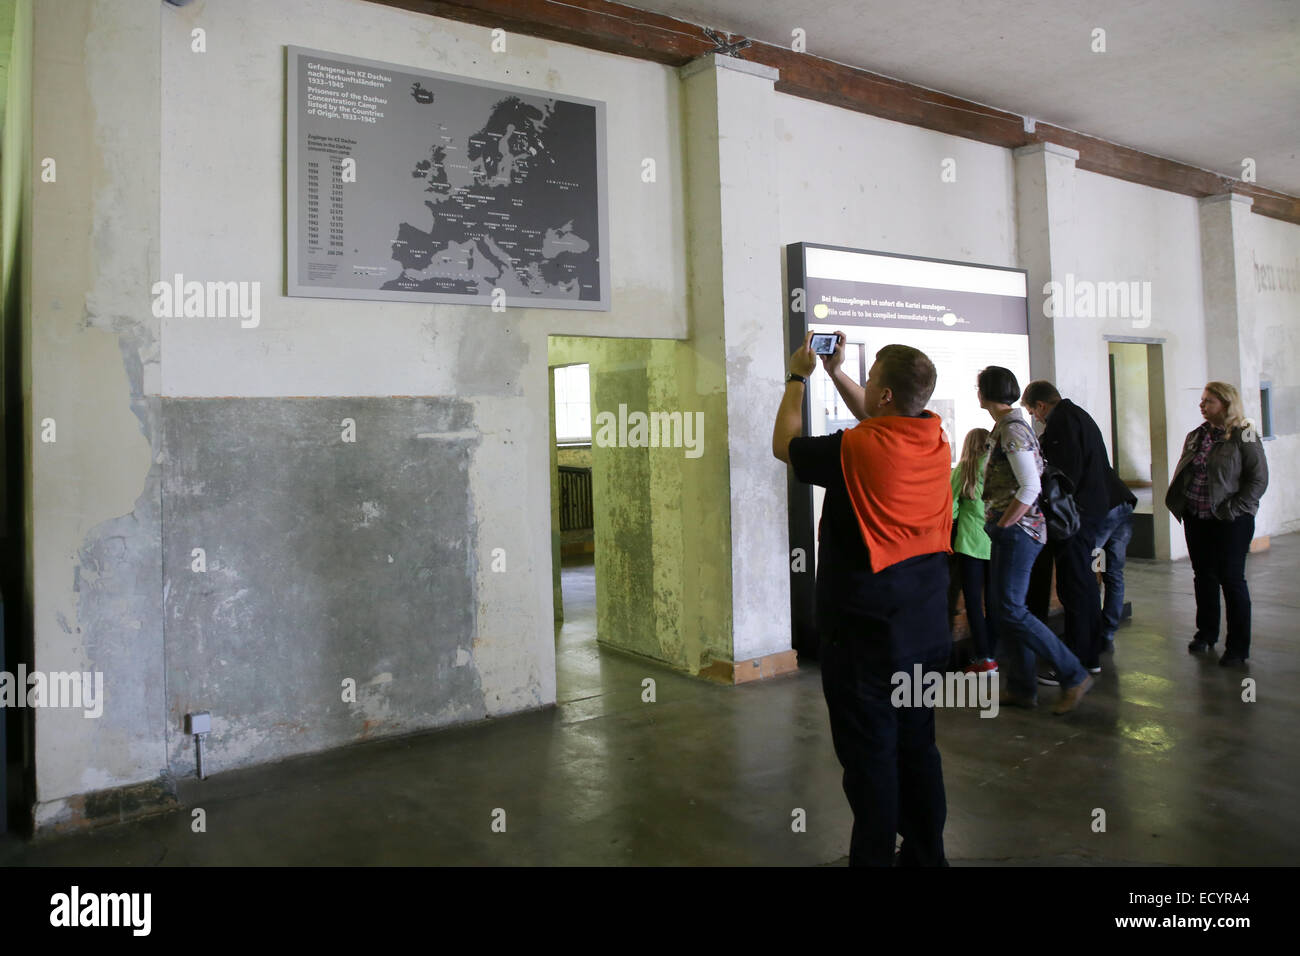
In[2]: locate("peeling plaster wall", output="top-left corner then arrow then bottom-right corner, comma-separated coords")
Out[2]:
30,0 -> 688,825
28,0 -> 166,828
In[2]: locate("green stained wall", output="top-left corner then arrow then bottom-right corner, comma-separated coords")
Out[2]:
549,335 -> 732,675
3,0 -> 32,536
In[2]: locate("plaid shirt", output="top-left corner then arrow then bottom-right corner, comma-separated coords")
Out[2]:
1184,422 -> 1225,518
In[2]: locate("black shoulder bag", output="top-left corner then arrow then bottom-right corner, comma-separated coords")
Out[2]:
1039,464 -> 1081,541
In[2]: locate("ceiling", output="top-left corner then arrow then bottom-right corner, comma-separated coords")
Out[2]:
629,0 -> 1300,197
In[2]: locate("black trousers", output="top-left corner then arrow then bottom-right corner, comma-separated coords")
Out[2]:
1027,538 -> 1055,627
948,552 -> 997,660
1183,513 -> 1254,657
1026,513 -> 1104,669
1055,511 -> 1104,668
819,609 -> 948,867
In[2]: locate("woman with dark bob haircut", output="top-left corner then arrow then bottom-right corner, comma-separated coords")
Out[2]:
977,366 -> 1092,714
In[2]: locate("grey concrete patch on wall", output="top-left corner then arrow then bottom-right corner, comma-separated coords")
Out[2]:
161,397 -> 482,778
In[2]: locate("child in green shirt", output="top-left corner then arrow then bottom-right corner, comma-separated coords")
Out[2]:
949,428 -> 998,672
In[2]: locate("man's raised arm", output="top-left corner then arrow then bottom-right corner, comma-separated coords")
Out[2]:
773,331 -> 817,464
823,332 -> 868,420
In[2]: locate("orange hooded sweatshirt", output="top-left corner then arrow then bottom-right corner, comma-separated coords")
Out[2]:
839,412 -> 953,573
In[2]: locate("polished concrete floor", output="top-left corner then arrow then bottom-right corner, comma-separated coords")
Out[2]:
3,535 -> 1298,866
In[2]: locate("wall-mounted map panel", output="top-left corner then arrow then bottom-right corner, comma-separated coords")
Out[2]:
287,46 -> 609,310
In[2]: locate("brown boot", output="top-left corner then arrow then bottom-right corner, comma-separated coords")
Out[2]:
1052,674 -> 1094,715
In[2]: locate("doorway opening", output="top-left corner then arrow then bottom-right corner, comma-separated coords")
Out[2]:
1107,340 -> 1170,559
549,356 -> 599,705
546,333 -> 730,694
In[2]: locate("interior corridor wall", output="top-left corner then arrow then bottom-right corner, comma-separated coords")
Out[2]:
773,93 -> 1018,271
31,0 -> 688,827
1068,170 -> 1208,560
771,92 -> 1262,563
1250,213 -> 1300,536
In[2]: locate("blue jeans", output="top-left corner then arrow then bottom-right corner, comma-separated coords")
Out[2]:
985,514 -> 1088,700
1094,501 -> 1135,639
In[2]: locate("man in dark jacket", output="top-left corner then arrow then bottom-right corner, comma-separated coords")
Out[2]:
1022,381 -> 1136,673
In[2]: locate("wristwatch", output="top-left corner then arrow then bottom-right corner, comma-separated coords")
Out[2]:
786,372 -> 806,384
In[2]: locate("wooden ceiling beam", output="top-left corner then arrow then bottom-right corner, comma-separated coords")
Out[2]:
363,0 -> 1300,224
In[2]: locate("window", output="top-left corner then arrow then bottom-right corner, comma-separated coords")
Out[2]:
554,364 -> 591,443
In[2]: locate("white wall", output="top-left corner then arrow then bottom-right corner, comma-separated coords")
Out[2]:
1250,213 -> 1300,536
161,0 -> 688,400
1048,170 -> 1209,559
774,93 -> 1017,267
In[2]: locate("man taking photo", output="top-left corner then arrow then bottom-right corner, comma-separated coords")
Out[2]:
773,332 -> 953,867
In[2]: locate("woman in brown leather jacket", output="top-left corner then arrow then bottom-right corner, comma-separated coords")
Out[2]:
1165,382 -> 1269,665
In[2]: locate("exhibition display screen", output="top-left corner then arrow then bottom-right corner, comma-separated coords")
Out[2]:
795,243 -> 1031,456
784,242 -> 1031,656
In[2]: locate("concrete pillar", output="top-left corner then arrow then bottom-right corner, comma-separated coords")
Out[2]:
1014,142 -> 1099,400
679,55 -> 794,679
1199,194 -> 1260,423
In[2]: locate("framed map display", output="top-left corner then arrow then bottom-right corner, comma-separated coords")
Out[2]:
287,46 -> 609,310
